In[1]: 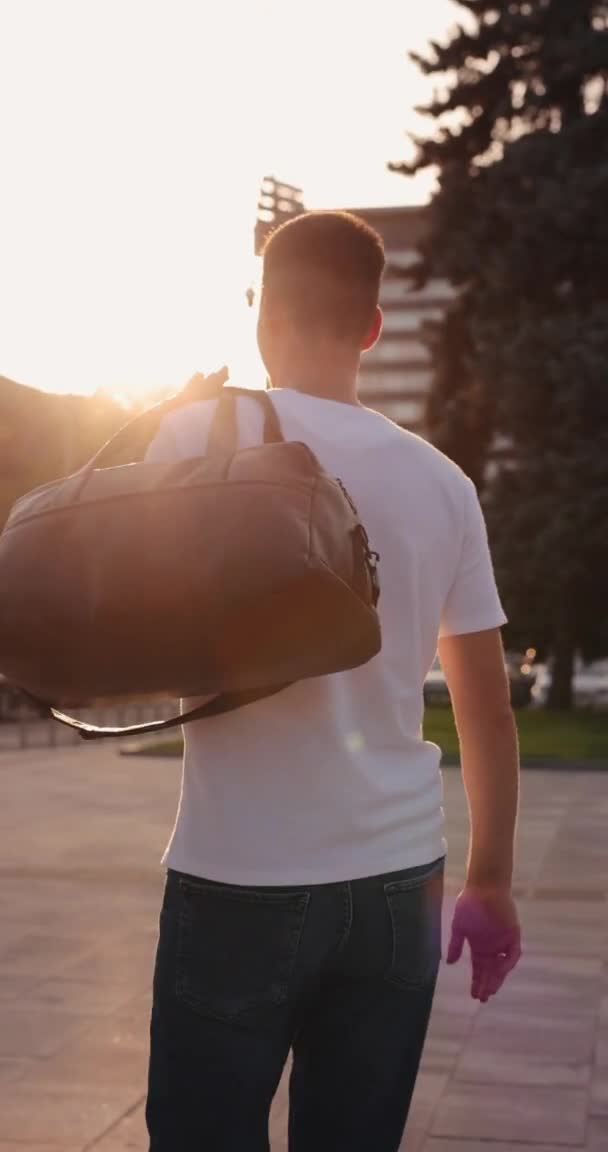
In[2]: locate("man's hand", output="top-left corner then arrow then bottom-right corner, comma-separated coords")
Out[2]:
447,884 -> 522,1002
182,367 -> 229,400
438,628 -> 521,1002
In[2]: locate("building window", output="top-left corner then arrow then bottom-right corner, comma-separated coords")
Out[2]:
380,278 -> 454,304
371,340 -> 430,366
359,368 -> 432,395
366,397 -> 425,426
377,311 -> 440,334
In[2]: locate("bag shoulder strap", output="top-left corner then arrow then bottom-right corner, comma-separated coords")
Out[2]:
48,682 -> 289,741
206,386 -> 284,457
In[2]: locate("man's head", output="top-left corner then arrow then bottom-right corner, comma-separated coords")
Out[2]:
258,211 -> 385,389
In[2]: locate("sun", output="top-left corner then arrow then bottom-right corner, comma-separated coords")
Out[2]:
99,246 -> 266,409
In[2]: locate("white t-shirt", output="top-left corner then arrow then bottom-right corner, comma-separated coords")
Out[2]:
145,387 -> 506,885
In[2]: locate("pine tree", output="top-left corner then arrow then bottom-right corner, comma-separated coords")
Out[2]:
395,0 -> 608,708
423,293 -> 493,491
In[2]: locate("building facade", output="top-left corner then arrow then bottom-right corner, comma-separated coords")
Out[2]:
350,206 -> 453,436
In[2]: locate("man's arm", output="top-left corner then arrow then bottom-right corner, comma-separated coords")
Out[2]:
438,627 -> 519,887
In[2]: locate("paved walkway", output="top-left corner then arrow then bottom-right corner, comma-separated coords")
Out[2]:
0,743 -> 606,1150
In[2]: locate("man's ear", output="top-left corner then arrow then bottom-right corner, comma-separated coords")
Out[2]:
361,307 -> 383,353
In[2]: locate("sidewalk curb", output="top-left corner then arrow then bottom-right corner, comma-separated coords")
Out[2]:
118,744 -> 607,771
442,756 -> 608,771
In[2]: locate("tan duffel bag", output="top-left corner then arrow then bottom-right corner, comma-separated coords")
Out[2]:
0,374 -> 381,739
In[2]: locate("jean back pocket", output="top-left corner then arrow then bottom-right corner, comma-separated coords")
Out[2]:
176,877 -> 310,1021
384,857 -> 444,990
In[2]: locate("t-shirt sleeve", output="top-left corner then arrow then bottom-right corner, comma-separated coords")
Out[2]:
439,477 -> 507,638
144,417 -> 180,463
143,399 -> 220,463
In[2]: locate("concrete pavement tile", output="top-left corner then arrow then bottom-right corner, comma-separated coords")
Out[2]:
0,1145 -> 80,1151
269,1103 -> 288,1152
595,1035 -> 608,1067
87,1013 -> 149,1050
0,1058 -> 30,1085
426,1011 -> 475,1043
455,1048 -> 591,1087
0,1007 -> 91,1057
109,928 -> 159,952
519,915 -> 608,944
400,1127 -> 428,1152
422,1143 -> 583,1152
23,1035 -> 149,1088
398,1073 -> 450,1151
524,932 -> 607,959
433,964 -> 471,994
431,990 -> 480,1017
430,1083 -> 587,1145
419,1037 -> 462,1073
507,962 -> 603,998
400,1122 -> 429,1152
513,954 -> 603,980
0,932 -> 95,978
498,962 -> 601,993
410,1072 -> 450,1105
0,1082 -> 141,1144
520,897 -> 607,921
23,978 -> 138,1016
269,1062 -> 289,1149
590,1071 -> 608,1116
490,985 -> 599,1020
82,1100 -> 147,1150
63,950 -> 154,988
112,993 -> 152,1028
585,1117 -> 608,1149
0,975 -> 40,1003
467,1007 -> 596,1063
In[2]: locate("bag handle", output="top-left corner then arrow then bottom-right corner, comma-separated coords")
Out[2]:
206,386 -> 284,456
83,367 -> 230,475
46,682 -> 289,741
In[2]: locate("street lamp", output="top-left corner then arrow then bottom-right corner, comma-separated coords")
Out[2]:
254,175 -> 305,255
247,176 -> 306,308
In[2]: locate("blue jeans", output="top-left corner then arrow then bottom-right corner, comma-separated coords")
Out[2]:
146,856 -> 445,1151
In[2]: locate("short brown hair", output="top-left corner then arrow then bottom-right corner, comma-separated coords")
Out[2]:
261,211 -> 385,345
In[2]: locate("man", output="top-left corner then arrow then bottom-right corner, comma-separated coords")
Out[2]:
145,211 -> 521,1151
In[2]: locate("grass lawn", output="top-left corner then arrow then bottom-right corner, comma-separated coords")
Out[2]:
424,705 -> 608,762
129,707 -> 608,763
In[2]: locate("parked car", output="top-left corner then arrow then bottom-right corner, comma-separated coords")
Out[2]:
424,652 -> 536,708
504,652 -> 537,708
531,659 -> 608,709
423,657 -> 451,706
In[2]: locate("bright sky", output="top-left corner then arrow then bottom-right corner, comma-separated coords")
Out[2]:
0,0 -> 458,398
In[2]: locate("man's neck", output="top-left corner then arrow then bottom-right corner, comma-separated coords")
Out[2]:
269,354 -> 361,406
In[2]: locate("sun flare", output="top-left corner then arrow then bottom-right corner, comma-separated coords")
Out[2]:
0,0 -> 455,399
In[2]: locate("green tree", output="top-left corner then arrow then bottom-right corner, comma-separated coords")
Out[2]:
423,292 -> 493,491
395,0 -> 608,707
0,376 -> 126,530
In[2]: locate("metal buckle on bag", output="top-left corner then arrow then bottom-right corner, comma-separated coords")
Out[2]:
367,547 -> 381,607
336,479 -> 380,606
353,522 -> 381,608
